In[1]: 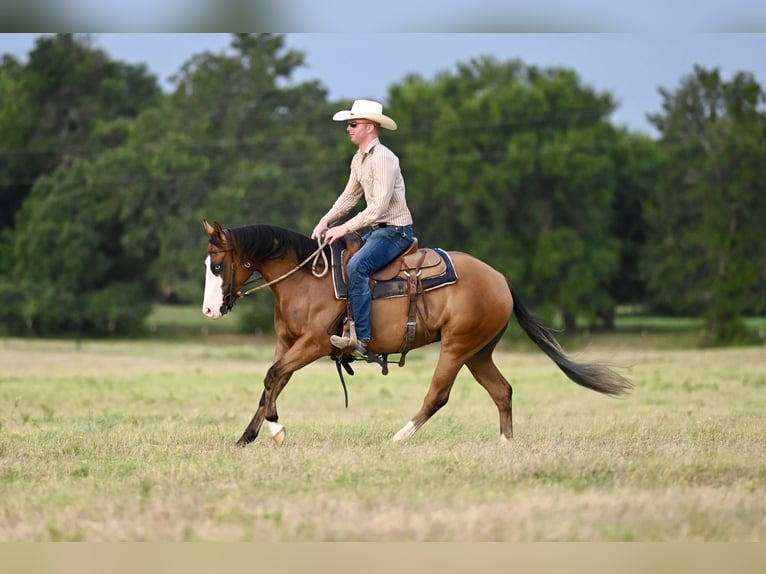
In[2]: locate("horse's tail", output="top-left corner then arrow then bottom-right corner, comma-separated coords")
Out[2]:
507,279 -> 632,397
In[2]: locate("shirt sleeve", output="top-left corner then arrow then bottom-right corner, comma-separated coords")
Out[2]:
323,169 -> 363,225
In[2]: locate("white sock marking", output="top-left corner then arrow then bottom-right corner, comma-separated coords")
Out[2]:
392,420 -> 416,443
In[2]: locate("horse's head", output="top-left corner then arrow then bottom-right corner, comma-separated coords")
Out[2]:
202,219 -> 253,319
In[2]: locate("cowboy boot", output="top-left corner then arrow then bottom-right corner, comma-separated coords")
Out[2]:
331,318 -> 357,350
330,335 -> 368,359
330,334 -> 353,349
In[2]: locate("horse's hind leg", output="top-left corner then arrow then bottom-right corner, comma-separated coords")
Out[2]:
465,351 -> 513,442
392,352 -> 464,442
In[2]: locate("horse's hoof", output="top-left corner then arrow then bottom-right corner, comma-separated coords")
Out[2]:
392,420 -> 416,443
269,421 -> 286,446
272,428 -> 286,445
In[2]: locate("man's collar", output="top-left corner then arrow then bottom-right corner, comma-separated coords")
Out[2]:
359,137 -> 380,155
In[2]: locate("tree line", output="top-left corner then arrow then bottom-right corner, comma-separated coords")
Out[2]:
1,34 -> 764,344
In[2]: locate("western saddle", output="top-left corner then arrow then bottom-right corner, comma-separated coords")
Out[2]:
332,233 -> 448,372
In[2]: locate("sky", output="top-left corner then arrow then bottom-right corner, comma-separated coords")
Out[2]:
2,1 -> 766,32
2,32 -> 766,136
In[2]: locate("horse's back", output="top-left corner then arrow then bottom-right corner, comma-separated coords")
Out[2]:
451,249 -> 512,288
423,250 -> 513,325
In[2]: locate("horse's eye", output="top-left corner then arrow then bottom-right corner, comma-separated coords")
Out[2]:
211,263 -> 223,276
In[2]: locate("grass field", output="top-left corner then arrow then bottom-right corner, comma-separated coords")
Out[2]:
1,323 -> 765,541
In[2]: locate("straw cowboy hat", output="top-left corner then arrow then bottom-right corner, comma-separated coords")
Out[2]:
332,99 -> 398,130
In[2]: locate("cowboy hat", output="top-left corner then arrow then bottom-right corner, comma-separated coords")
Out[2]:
332,99 -> 398,130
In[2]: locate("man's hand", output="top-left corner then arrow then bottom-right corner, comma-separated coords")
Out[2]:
311,219 -> 329,240
323,224 -> 350,244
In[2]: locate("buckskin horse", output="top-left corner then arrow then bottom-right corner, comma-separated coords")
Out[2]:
201,220 -> 631,447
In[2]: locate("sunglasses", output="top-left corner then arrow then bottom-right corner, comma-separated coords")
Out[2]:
347,120 -> 373,128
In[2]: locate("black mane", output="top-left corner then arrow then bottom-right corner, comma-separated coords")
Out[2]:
226,224 -> 328,268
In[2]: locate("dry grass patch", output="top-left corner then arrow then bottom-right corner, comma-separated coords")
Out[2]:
0,337 -> 764,540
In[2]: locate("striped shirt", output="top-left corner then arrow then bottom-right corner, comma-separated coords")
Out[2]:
323,138 -> 413,232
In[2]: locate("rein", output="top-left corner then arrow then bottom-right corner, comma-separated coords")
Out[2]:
237,238 -> 330,298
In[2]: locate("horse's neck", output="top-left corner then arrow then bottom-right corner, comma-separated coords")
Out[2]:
256,256 -> 328,299
256,258 -> 302,283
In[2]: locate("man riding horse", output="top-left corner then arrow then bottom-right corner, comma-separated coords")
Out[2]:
201,103 -> 631,447
311,99 -> 414,360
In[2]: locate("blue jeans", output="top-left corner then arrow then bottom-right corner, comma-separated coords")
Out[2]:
347,225 -> 414,341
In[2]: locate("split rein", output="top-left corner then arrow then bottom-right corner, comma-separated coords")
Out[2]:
235,238 -> 331,298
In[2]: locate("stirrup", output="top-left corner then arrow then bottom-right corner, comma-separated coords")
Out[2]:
331,335 -> 367,356
330,335 -> 353,350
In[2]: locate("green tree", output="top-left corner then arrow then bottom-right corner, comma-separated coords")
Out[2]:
9,152 -> 155,335
0,34 -> 160,232
149,33 -> 341,304
389,57 -> 622,329
645,65 -> 766,344
604,129 -> 663,326
2,34 -> 342,335
0,54 -> 36,231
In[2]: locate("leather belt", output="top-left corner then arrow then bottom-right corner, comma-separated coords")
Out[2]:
370,222 -> 389,230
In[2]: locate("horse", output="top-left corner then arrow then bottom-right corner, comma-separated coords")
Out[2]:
201,219 -> 631,447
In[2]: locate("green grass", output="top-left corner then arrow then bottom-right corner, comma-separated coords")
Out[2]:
145,303 -> 766,349
1,334 -> 764,541
146,304 -> 241,337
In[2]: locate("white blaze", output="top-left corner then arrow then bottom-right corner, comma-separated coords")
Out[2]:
202,255 -> 224,319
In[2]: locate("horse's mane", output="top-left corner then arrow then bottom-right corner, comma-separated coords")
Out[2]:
226,224 -> 328,268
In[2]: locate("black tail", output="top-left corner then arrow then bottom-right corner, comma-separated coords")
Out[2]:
508,280 -> 632,397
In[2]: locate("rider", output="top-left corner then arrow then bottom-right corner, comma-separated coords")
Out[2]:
311,99 -> 414,359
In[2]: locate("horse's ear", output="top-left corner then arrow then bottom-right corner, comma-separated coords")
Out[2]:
203,220 -> 227,243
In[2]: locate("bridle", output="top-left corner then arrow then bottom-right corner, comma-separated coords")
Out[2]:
209,233 -> 331,315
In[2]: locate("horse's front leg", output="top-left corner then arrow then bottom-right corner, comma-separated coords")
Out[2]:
235,336 -> 325,447
235,367 -> 293,447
